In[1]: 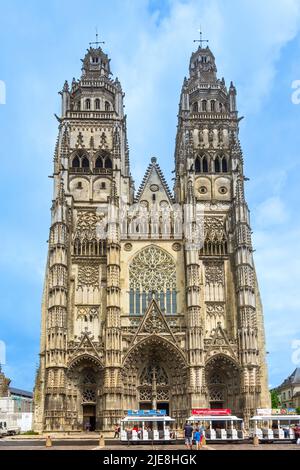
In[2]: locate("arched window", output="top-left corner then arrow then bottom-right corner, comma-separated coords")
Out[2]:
101,182 -> 106,189
195,156 -> 208,173
211,100 -> 215,112
72,156 -> 80,168
104,101 -> 110,111
219,103 -> 223,112
95,98 -> 100,110
95,156 -> 103,168
85,99 -> 91,110
222,157 -> 228,173
202,100 -> 207,112
104,157 -> 112,169
77,101 -> 81,110
82,157 -> 89,168
215,157 -> 221,173
129,246 -> 177,315
193,102 -> 198,112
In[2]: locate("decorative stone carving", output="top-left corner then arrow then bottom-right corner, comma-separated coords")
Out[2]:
76,131 -> 85,148
204,261 -> 224,285
204,216 -> 225,241
78,264 -> 99,288
206,302 -> 225,316
75,211 -> 98,239
100,132 -> 108,149
172,242 -> 181,252
143,305 -> 165,334
77,306 -> 99,320
124,242 -> 132,251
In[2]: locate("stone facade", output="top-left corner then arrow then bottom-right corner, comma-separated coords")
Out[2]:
33,44 -> 270,432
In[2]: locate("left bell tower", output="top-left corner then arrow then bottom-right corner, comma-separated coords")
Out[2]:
34,45 -> 133,432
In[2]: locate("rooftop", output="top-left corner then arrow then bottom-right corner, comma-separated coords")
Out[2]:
278,368 -> 300,389
9,387 -> 33,399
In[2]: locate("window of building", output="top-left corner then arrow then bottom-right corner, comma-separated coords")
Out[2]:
221,156 -> 228,173
202,100 -> 207,112
94,152 -> 113,171
82,157 -> 89,168
211,100 -> 215,112
85,99 -> 91,110
129,246 -> 177,315
215,157 -> 221,173
72,156 -> 80,168
105,101 -> 110,111
193,102 -> 198,112
95,156 -> 103,168
104,156 -> 112,169
95,98 -> 100,110
195,155 -> 208,173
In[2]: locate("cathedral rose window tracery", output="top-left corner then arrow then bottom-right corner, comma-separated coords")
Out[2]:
129,246 -> 177,315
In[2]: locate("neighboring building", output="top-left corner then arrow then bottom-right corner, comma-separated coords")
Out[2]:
0,367 -> 33,431
34,42 -> 270,433
277,368 -> 300,409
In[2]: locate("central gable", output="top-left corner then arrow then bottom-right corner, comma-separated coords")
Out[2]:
135,157 -> 174,206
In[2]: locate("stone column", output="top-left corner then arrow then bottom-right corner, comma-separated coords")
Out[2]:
102,181 -> 123,430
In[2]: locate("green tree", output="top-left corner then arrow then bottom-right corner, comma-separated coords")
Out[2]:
296,407 -> 300,415
270,389 -> 280,408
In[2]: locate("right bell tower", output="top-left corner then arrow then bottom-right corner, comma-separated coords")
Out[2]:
174,43 -> 270,423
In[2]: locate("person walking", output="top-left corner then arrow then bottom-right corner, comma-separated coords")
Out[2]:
183,421 -> 194,450
193,427 -> 201,450
199,424 -> 205,447
114,423 -> 120,439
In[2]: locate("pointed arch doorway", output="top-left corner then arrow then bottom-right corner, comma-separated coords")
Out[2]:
67,355 -> 104,431
122,336 -> 188,426
138,362 -> 170,415
205,355 -> 241,415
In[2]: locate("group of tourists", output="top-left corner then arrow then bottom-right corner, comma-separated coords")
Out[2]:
184,421 -> 205,450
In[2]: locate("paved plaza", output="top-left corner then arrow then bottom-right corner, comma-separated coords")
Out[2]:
0,437 -> 299,451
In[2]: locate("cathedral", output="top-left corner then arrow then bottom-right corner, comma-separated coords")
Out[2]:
33,42 -> 270,432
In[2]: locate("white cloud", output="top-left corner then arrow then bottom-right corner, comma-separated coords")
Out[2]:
255,196 -> 289,227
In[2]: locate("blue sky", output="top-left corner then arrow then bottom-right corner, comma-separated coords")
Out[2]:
0,0 -> 300,391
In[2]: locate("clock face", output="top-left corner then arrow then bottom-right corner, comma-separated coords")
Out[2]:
150,184 -> 159,192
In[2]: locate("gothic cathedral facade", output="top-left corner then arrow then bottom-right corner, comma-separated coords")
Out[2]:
33,44 -> 270,432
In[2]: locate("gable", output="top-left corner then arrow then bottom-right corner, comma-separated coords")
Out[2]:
135,157 -> 173,206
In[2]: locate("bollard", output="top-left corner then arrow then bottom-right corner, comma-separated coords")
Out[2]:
45,435 -> 52,447
99,434 -> 105,447
253,435 -> 259,446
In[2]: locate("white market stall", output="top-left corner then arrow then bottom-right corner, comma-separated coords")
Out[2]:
120,410 -> 176,443
187,409 -> 245,441
250,409 -> 300,442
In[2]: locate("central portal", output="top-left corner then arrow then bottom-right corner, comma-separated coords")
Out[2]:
122,333 -> 188,427
138,363 -> 170,414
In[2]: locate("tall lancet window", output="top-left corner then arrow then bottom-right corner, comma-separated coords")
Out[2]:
129,246 -> 177,315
